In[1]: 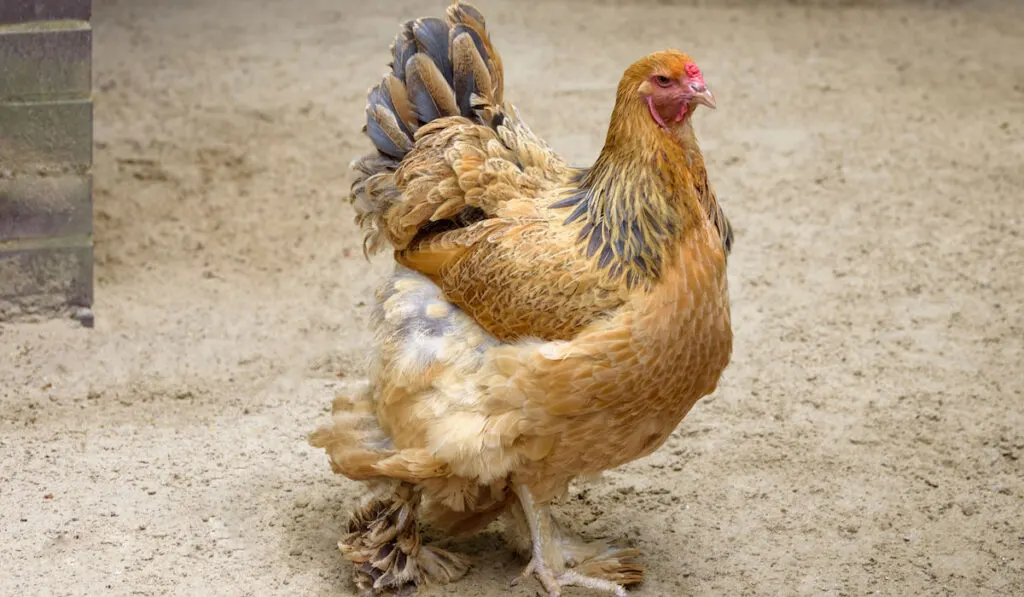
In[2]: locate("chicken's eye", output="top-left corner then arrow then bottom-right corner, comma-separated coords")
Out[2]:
654,75 -> 672,88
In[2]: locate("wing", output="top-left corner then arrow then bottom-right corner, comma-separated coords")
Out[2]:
398,215 -> 627,342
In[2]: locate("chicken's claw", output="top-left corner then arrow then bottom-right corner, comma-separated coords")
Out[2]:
555,569 -> 628,597
512,553 -> 561,595
508,557 -> 531,588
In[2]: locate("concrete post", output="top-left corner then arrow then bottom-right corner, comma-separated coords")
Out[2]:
0,0 -> 94,325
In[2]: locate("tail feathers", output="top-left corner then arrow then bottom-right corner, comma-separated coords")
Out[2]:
446,1 -> 503,111
364,1 -> 503,160
352,2 -> 505,254
342,483 -> 471,595
365,77 -> 415,159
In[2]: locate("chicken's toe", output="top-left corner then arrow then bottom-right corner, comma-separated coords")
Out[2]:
556,569 -> 629,596
513,554 -> 636,597
513,555 -> 561,596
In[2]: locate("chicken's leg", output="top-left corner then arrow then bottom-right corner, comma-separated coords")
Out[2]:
511,484 -> 562,595
512,484 -> 630,597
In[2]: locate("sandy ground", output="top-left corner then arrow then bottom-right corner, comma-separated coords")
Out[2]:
2,0 -> 1023,595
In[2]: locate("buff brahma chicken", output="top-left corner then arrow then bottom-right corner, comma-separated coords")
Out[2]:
310,2 -> 735,595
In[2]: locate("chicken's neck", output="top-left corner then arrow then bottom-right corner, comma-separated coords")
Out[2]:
553,110 -> 714,289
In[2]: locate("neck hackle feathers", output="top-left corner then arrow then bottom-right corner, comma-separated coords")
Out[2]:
551,50 -> 719,289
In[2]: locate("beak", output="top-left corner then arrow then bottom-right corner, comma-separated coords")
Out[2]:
689,82 -> 716,110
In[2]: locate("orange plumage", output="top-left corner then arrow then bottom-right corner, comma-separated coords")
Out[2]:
310,2 -> 735,595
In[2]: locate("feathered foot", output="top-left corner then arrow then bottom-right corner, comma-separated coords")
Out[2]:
560,543 -> 643,589
510,485 -> 642,597
340,482 -> 470,595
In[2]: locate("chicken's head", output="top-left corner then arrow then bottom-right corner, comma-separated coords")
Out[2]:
625,50 -> 716,130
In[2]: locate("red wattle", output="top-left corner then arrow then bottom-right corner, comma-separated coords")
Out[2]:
646,96 -> 669,129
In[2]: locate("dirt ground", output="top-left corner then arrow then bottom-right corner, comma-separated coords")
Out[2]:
1,0 -> 1022,595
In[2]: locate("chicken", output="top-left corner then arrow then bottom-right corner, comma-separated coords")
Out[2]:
309,2 -> 734,595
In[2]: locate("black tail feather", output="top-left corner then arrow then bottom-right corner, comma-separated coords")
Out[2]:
411,18 -> 453,84
362,2 -> 502,162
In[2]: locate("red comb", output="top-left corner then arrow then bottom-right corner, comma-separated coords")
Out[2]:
684,62 -> 702,80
